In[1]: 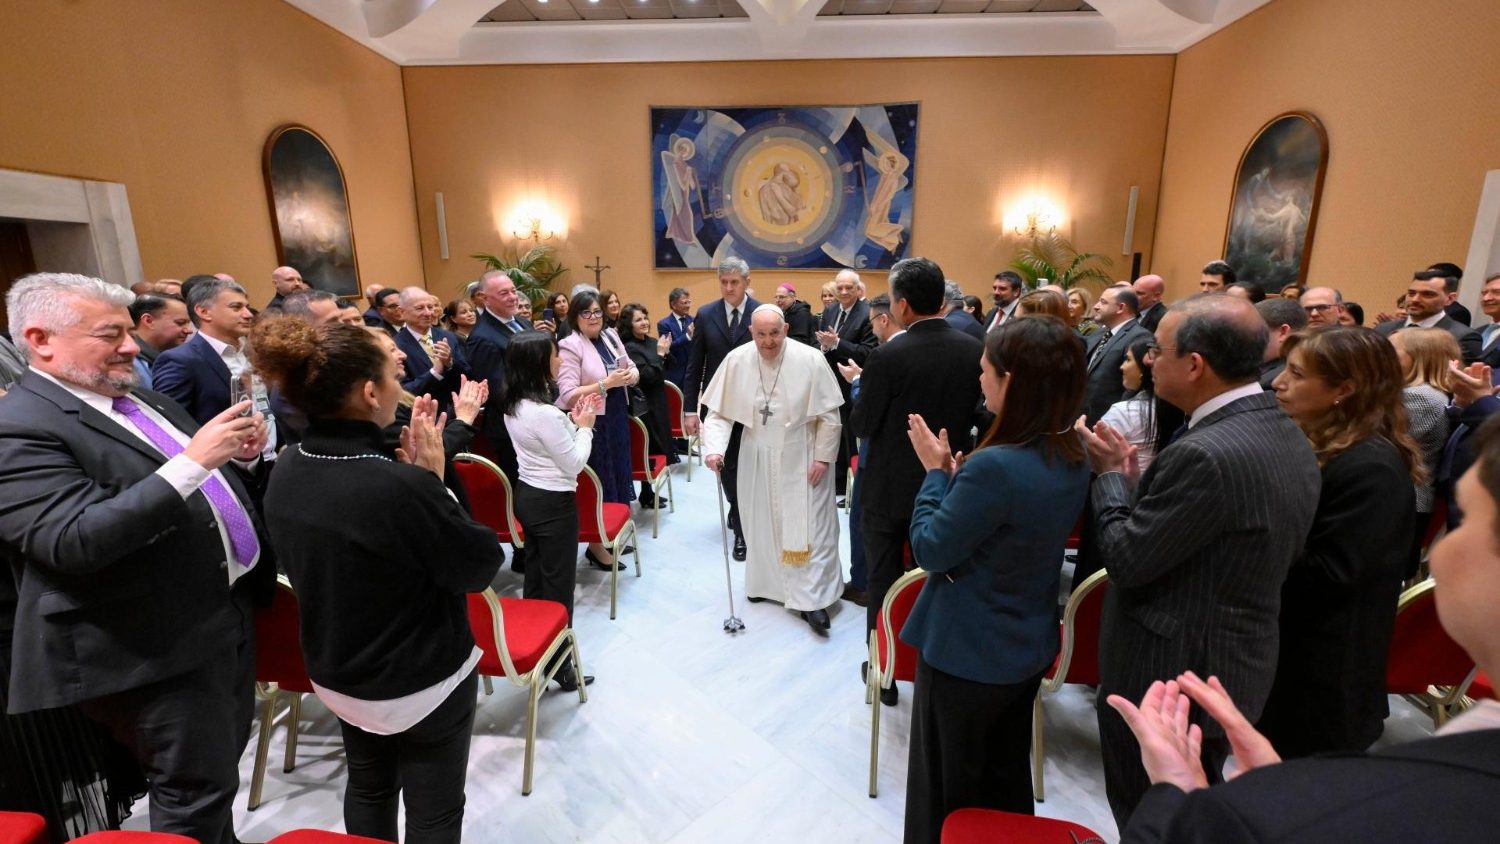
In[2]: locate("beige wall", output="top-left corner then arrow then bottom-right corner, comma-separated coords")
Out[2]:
1152,0 -> 1500,309
402,56 -> 1175,312
0,0 -> 423,305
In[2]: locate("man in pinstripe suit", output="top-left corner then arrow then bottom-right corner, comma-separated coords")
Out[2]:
1078,294 -> 1321,827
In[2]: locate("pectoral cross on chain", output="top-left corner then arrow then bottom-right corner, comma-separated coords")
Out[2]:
759,403 -> 774,426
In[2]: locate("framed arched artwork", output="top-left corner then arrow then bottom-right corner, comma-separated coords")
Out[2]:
1223,111 -> 1328,288
263,124 -> 360,296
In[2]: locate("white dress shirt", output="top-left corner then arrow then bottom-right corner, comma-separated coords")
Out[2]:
1404,311 -> 1447,329
505,399 -> 595,492
1188,382 -> 1266,428
201,333 -> 279,458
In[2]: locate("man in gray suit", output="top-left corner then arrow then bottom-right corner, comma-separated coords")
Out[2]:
1081,286 -> 1154,425
1373,269 -> 1482,363
1078,294 -> 1321,827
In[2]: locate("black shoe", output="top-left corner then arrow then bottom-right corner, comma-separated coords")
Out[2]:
622,545 -> 636,555
732,532 -> 746,561
727,511 -> 740,533
584,550 -> 624,572
836,497 -> 847,508
746,596 -> 766,603
800,609 -> 831,633
861,661 -> 898,707
554,667 -> 595,692
639,496 -> 669,509
840,584 -> 868,607
511,548 -> 526,574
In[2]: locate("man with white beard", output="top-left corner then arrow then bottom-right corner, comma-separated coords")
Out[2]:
702,305 -> 846,633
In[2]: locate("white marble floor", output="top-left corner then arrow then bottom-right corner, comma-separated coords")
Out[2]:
124,458 -> 1437,843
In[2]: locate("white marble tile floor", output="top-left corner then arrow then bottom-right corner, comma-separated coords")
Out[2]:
123,459 -> 1438,843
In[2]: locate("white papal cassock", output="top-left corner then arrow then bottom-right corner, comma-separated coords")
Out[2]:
701,339 -> 846,611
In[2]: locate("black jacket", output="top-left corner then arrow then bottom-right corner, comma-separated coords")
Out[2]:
624,335 -> 676,461
683,297 -> 759,412
784,300 -> 817,346
264,419 -> 501,699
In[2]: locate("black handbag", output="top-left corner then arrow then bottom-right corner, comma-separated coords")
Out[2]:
628,385 -> 650,417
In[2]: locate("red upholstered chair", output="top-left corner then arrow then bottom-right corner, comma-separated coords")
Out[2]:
0,812 -> 47,844
628,416 -> 674,538
867,567 -> 929,797
468,587 -> 585,795
1031,569 -> 1109,802
845,454 -> 858,513
1407,499 -> 1450,584
663,381 -> 696,481
1469,671 -> 1495,702
250,575 -> 318,811
453,453 -> 525,549
71,833 -> 197,843
1064,514 -> 1083,553
940,809 -> 1105,843
267,831 -> 390,844
576,465 -> 640,620
1386,578 -> 1478,728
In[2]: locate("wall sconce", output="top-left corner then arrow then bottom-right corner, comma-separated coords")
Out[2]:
513,214 -> 554,242
508,202 -> 564,243
1013,203 -> 1057,239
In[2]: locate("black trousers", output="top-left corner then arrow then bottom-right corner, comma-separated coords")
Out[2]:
338,670 -> 478,844
515,482 -> 580,670
862,510 -> 910,631
77,592 -> 256,844
904,657 -> 1044,844
833,403 -> 853,496
1097,687 -> 1229,829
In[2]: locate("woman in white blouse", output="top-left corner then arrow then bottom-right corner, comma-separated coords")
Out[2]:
502,331 -> 601,691
1097,336 -> 1185,473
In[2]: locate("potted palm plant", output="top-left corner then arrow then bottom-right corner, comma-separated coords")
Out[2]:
1009,232 -> 1113,291
471,244 -> 569,306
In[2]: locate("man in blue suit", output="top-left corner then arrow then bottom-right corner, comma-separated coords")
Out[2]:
467,270 -> 535,570
684,257 -> 759,560
658,286 -> 694,387
392,286 -> 468,410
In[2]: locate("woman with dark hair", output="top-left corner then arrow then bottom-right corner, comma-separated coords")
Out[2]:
557,291 -> 639,568
251,317 -> 501,844
899,316 -> 1093,844
1341,301 -> 1365,326
1014,288 -> 1070,321
1259,326 -> 1422,757
1097,336 -> 1187,472
442,297 -> 477,343
600,289 -> 624,331
545,291 -> 572,339
962,294 -> 985,326
503,330 -> 599,689
619,303 -> 678,507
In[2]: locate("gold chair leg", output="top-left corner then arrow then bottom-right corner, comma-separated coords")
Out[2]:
482,675 -> 494,695
283,694 -> 301,774
652,485 -> 660,538
248,692 -> 278,811
1031,693 -> 1045,803
631,525 -> 642,577
522,675 -> 542,796
609,541 -> 619,620
571,635 -> 589,704
868,676 -> 881,798
666,472 -> 675,513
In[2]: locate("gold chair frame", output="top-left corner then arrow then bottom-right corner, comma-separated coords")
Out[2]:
1030,568 -> 1109,803
1393,578 -> 1479,728
579,464 -> 642,620
629,416 -> 675,538
866,567 -> 929,798
472,587 -> 587,795
249,576 -> 308,812
453,452 -> 525,550
664,380 -> 699,481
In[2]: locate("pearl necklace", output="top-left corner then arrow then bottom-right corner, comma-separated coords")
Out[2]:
296,444 -> 393,463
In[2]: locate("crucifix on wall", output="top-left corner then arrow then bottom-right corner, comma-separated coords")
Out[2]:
584,256 -> 610,286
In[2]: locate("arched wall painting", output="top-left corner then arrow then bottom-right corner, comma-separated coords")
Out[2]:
1223,112 -> 1328,288
263,125 -> 360,296
652,104 -> 920,271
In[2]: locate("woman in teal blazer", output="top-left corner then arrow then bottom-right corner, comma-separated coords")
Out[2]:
900,315 -> 1092,844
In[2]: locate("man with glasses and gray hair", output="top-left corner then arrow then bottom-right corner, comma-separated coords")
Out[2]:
0,272 -> 273,844
1298,286 -> 1345,328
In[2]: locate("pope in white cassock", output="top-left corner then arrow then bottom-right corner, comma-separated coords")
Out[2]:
703,305 -> 847,633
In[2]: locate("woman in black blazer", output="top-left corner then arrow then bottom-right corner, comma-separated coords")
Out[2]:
900,317 -> 1092,844
1259,326 -> 1423,757
618,304 -> 679,506
252,317 -> 502,843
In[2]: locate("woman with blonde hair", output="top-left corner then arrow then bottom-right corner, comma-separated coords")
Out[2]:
818,280 -> 838,322
1263,326 -> 1423,756
1389,327 -> 1459,571
1066,288 -> 1101,337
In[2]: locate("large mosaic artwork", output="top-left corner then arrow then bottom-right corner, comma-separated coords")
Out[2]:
652,104 -> 919,271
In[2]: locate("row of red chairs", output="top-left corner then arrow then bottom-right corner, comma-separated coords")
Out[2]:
0,814 -> 388,844
865,569 -> 1481,801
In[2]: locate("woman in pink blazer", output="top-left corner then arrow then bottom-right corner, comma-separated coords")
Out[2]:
556,290 -> 640,532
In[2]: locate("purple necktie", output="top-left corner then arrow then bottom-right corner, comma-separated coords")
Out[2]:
111,396 -> 260,570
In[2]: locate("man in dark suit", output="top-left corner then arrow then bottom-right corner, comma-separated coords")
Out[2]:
982,271 -> 1023,332
1078,294 -> 1321,827
264,265 -> 308,311
1474,272 -> 1500,367
1081,286 -> 1154,425
153,277 -> 255,425
1430,261 -> 1472,326
1253,297 -> 1307,389
128,293 -> 195,390
1111,412 -> 1500,841
1133,274 -> 1167,333
363,287 -> 404,333
392,285 -> 469,408
0,272 -> 274,844
1374,270 -> 1483,362
942,280 -> 986,342
817,270 -> 877,498
684,257 -> 760,559
658,286 -> 695,387
850,257 -> 983,702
